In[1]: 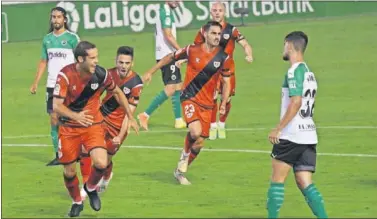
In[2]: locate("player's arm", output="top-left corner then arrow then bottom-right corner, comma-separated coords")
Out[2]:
269,68 -> 305,144
52,74 -> 93,126
234,28 -> 253,63
143,46 -> 189,84
163,28 -> 180,50
30,40 -> 48,94
219,57 -> 232,114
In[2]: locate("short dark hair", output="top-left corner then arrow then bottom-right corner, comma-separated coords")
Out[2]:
117,46 -> 134,58
203,21 -> 222,32
48,6 -> 70,33
74,41 -> 96,61
284,31 -> 308,53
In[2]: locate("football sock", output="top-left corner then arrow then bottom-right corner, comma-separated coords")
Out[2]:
86,166 -> 106,191
103,162 -> 113,181
172,91 -> 182,119
184,132 -> 196,154
145,90 -> 168,116
219,101 -> 231,123
64,174 -> 82,203
188,147 -> 201,165
210,99 -> 218,124
51,125 -> 59,154
79,154 -> 91,184
302,184 -> 328,218
267,182 -> 285,219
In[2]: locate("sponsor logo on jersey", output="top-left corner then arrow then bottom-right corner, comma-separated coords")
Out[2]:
48,52 -> 67,60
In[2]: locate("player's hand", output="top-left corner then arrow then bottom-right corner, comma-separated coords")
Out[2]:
175,59 -> 187,69
30,83 -> 38,94
74,110 -> 94,127
245,55 -> 253,63
142,73 -> 153,85
268,128 -> 281,145
112,136 -> 122,146
219,103 -> 226,115
129,117 -> 139,135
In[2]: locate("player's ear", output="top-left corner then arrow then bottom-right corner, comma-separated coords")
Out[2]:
77,56 -> 84,63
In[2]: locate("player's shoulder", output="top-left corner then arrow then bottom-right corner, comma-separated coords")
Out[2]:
288,62 -> 309,79
107,67 -> 117,75
159,3 -> 170,15
42,32 -> 53,41
95,65 -> 108,76
61,63 -> 75,73
64,31 -> 80,41
132,72 -> 144,85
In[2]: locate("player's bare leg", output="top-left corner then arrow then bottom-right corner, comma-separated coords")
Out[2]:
266,159 -> 291,218
218,96 -> 231,139
295,171 -> 328,218
83,148 -> 108,211
172,83 -> 186,129
46,112 -> 60,166
209,92 -> 219,140
63,162 -> 84,217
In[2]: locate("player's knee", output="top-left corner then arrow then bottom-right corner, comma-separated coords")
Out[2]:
193,138 -> 205,149
189,129 -> 202,140
93,158 -> 108,170
294,172 -> 312,189
164,85 -> 175,96
90,148 -> 108,169
63,164 -> 77,178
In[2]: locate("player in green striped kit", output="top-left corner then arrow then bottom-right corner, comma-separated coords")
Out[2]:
138,1 -> 186,131
266,31 -> 328,218
30,7 -> 80,166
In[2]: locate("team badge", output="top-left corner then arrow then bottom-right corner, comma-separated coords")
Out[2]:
61,40 -> 67,46
171,75 -> 177,80
214,61 -> 220,68
91,83 -> 99,90
53,84 -> 61,95
196,58 -> 200,63
223,34 -> 230,40
123,87 -> 131,94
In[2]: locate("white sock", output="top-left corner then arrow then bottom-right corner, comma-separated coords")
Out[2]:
175,117 -> 183,121
210,122 -> 217,129
73,201 -> 83,205
218,122 -> 225,129
86,184 -> 96,192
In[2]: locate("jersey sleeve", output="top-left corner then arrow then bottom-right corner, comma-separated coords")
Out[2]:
70,33 -> 80,48
173,45 -> 189,61
193,28 -> 205,44
232,27 -> 245,42
53,73 -> 69,99
287,65 -> 306,96
41,39 -> 48,60
221,56 -> 232,77
104,70 -> 116,92
160,7 -> 172,29
129,85 -> 143,106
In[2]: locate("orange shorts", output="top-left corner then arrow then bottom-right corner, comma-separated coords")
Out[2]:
58,124 -> 107,165
182,100 -> 211,138
103,121 -> 128,155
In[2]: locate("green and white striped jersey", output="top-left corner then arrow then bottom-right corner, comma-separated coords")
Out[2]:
155,3 -> 177,60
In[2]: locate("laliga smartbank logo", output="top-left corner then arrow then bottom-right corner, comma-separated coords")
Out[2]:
56,1 -> 193,33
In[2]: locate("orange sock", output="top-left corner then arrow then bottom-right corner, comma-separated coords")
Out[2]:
184,132 -> 196,154
103,162 -> 113,180
188,147 -> 201,165
86,166 -> 105,190
79,154 -> 91,184
64,175 -> 81,203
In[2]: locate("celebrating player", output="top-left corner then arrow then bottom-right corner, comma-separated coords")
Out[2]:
53,41 -> 139,217
30,7 -> 80,166
266,31 -> 328,218
80,46 -> 143,198
143,21 -> 231,185
194,1 -> 253,140
137,1 -> 186,131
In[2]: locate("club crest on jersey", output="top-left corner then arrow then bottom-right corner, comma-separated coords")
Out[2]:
53,84 -> 61,95
223,34 -> 230,40
91,83 -> 99,90
123,87 -> 131,94
214,61 -> 220,68
61,40 -> 67,46
196,58 -> 200,63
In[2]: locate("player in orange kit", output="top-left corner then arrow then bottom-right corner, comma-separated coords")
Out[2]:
80,46 -> 143,198
194,1 -> 253,140
143,21 -> 231,185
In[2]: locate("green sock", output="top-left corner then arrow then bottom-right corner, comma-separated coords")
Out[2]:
51,125 -> 59,154
302,184 -> 328,219
145,90 -> 169,116
267,182 -> 285,219
171,91 -> 182,119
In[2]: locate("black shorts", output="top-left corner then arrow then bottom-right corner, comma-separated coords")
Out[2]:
156,59 -> 182,85
271,139 -> 317,173
46,87 -> 54,114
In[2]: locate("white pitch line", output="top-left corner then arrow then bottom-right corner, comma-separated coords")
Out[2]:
2,125 -> 377,139
2,144 -> 377,158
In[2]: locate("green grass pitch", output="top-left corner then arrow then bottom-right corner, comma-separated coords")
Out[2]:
2,14 -> 377,218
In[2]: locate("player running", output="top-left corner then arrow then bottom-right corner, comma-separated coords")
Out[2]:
53,41 -> 139,217
194,1 -> 253,140
80,46 -> 143,198
266,31 -> 328,218
137,1 -> 186,131
143,21 -> 231,185
30,7 -> 80,166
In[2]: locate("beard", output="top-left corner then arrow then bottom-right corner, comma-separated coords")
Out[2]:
53,23 -> 63,31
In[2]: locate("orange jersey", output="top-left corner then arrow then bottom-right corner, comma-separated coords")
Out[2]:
174,44 -> 231,108
100,68 -> 143,130
194,22 -> 245,57
53,63 -> 116,127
